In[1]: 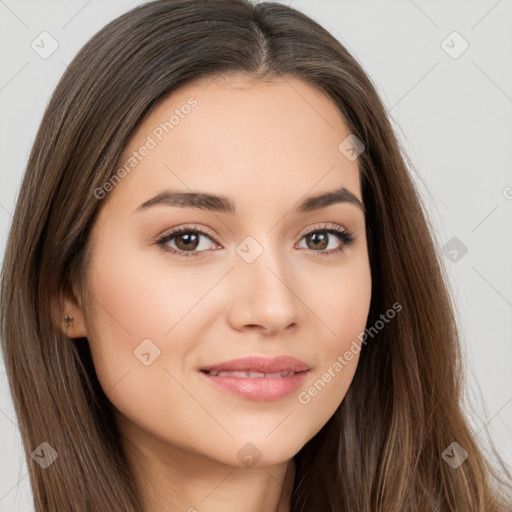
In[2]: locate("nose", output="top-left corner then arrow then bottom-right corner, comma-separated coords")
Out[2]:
226,243 -> 301,335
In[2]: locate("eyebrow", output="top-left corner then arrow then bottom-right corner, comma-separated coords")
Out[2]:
134,186 -> 365,216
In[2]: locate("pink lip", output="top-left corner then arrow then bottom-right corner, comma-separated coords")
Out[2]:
200,355 -> 310,373
199,356 -> 311,401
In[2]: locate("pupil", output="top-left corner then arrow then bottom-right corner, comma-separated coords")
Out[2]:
309,232 -> 328,250
177,232 -> 198,250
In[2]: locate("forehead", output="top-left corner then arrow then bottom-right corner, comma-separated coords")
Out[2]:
107,74 -> 362,217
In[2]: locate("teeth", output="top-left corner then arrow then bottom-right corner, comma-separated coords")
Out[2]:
249,371 -> 266,378
206,370 -> 296,378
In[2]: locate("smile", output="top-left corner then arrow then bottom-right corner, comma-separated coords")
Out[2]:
203,370 -> 297,378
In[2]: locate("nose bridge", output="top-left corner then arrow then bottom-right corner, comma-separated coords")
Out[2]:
228,233 -> 300,331
235,231 -> 289,288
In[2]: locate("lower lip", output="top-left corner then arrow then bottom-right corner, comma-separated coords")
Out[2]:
199,370 -> 310,401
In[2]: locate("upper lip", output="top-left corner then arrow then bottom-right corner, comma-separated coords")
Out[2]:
200,356 -> 311,373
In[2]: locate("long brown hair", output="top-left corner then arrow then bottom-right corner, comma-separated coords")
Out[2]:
1,0 -> 511,510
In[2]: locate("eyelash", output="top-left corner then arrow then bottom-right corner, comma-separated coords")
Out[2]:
154,223 -> 356,259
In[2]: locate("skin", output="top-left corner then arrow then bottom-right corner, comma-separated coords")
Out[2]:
61,74 -> 372,512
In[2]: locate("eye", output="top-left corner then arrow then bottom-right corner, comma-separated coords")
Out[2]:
155,225 -> 219,258
154,223 -> 356,258
296,223 -> 356,257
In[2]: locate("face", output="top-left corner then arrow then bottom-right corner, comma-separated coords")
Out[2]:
66,74 -> 372,468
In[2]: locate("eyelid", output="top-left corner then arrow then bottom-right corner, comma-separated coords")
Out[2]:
155,223 -> 219,244
156,222 -> 351,242
296,221 -> 349,238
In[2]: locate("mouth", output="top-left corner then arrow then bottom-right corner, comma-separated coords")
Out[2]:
198,356 -> 311,401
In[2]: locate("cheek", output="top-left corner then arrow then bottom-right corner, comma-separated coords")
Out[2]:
84,235 -> 208,348
304,252 -> 372,349
81,239 -> 175,394
81,237 -> 223,419
81,245 -> 196,444
296,257 -> 371,417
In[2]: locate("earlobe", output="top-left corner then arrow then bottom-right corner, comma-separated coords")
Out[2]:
62,312 -> 87,338
64,314 -> 73,328
62,313 -> 87,339
54,284 -> 88,339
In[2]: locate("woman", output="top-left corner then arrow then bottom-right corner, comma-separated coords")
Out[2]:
1,0 -> 511,510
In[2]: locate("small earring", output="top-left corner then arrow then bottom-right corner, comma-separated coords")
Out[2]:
64,314 -> 74,328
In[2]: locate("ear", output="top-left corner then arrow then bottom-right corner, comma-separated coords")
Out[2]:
52,282 -> 88,339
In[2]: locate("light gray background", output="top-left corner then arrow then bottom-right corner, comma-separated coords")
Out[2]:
1,0 -> 511,510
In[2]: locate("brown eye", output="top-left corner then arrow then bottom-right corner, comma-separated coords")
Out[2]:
304,231 -> 329,250
156,227 -> 219,257
155,223 -> 355,259
296,225 -> 355,256
173,231 -> 201,251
